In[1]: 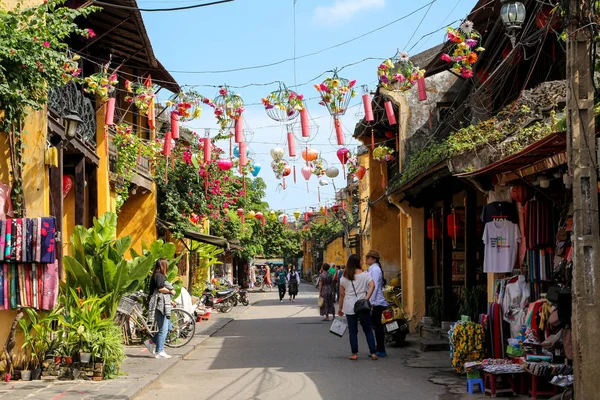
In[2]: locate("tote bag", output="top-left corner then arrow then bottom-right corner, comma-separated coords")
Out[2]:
330,317 -> 347,337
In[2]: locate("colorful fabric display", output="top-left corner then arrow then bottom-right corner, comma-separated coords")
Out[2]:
0,264 -> 3,309
449,321 -> 485,373
0,218 -> 56,264
0,220 -> 5,261
42,260 -> 58,310
40,218 -> 57,263
5,219 -> 12,260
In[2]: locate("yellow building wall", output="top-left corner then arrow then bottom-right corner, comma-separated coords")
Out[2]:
324,236 -> 344,265
117,189 -> 158,258
0,108 -> 50,352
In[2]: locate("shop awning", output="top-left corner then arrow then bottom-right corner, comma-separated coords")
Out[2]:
453,132 -> 567,183
157,219 -> 229,249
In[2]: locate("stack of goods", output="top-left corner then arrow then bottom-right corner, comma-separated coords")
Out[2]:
464,361 -> 483,379
449,321 -> 485,373
481,358 -> 524,374
522,362 -> 572,377
0,217 -> 58,310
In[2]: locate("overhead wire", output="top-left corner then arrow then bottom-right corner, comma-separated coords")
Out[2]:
91,0 -> 234,12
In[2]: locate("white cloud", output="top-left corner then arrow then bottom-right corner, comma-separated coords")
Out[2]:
314,0 -> 385,25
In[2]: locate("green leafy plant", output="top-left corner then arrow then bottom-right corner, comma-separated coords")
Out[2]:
134,239 -> 185,298
63,212 -> 155,318
191,242 -> 224,296
18,307 -> 61,370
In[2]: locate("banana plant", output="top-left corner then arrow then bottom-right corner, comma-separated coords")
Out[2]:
134,239 -> 185,298
63,212 -> 154,318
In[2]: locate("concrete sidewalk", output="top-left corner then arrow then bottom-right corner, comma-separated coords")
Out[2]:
0,291 -> 265,400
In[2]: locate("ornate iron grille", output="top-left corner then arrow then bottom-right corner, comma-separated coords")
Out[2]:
48,81 -> 96,147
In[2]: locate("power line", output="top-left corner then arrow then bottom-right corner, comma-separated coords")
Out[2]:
91,0 -> 234,12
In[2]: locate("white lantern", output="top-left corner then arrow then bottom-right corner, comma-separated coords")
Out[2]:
270,147 -> 285,161
325,166 -> 339,178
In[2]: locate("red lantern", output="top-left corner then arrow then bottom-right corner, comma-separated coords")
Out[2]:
306,210 -> 314,218
203,137 -> 211,163
237,208 -> 245,224
217,159 -> 233,171
356,165 -> 366,180
385,131 -> 395,139
105,97 -> 115,126
234,117 -> 244,143
239,142 -> 248,167
255,212 -> 264,220
384,101 -> 396,125
336,148 -> 349,164
171,112 -> 179,139
446,212 -> 464,239
162,131 -> 172,156
331,204 -> 340,213
361,85 -> 374,122
417,77 -> 427,101
287,131 -> 296,157
511,185 -> 529,204
282,166 -> 291,177
63,175 -> 73,198
427,217 -> 441,240
300,108 -> 310,138
335,118 -> 345,145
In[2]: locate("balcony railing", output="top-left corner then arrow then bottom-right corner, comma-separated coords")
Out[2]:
108,127 -> 153,193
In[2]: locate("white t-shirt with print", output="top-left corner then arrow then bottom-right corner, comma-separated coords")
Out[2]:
340,272 -> 372,315
482,220 -> 521,273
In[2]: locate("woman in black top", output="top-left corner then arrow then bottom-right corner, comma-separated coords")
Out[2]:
145,258 -> 176,359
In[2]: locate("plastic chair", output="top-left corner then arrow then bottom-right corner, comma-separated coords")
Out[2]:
467,378 -> 484,394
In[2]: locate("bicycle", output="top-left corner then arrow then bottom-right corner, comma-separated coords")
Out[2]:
114,292 -> 196,348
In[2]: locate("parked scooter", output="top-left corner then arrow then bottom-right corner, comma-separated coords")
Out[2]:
382,284 -> 409,346
201,283 -> 236,313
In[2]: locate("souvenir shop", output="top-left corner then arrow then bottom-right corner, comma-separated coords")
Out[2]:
0,217 -> 60,311
447,144 -> 574,397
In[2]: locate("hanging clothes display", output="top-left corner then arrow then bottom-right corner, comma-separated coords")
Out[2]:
501,275 -> 530,338
449,321 -> 485,373
481,201 -> 519,224
482,219 -> 521,273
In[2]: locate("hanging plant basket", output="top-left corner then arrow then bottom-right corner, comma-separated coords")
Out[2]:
166,89 -> 203,122
262,84 -> 304,122
440,20 -> 484,79
213,86 -> 245,130
310,158 -> 328,177
84,69 -> 118,103
373,145 -> 395,162
377,52 -> 425,92
314,72 -> 357,117
271,159 -> 289,179
124,80 -> 155,116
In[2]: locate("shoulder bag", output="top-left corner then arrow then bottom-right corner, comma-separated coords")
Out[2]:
351,277 -> 371,314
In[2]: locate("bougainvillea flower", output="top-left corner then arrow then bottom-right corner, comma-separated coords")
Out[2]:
214,107 -> 223,116
378,63 -> 387,70
319,83 -> 329,92
441,53 -> 452,62
380,75 -> 389,84
348,80 -> 357,88
219,87 -> 227,95
43,41 -> 50,48
297,94 -> 304,100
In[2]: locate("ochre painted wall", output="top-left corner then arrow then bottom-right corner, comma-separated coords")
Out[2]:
117,189 -> 157,258
324,236 -> 344,266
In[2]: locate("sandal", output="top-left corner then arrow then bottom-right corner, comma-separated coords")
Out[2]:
349,354 -> 358,361
371,354 -> 378,360
322,318 -> 330,321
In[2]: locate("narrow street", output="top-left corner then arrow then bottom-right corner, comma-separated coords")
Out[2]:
138,283 -> 447,400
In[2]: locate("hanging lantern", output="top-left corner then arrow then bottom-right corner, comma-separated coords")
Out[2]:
63,175 -> 73,198
336,148 -> 349,164
282,165 -> 291,177
304,213 -> 309,222
255,211 -> 263,220
105,97 -> 116,126
331,204 -> 340,213
251,162 -> 261,177
293,210 -> 301,220
269,210 -> 276,220
203,137 -> 211,163
361,85 -> 374,122
262,84 -> 303,122
300,108 -> 310,137
306,209 -> 314,218
427,217 -> 442,240
270,147 -> 285,161
239,142 -> 248,166
162,131 -> 172,156
356,165 -> 367,180
319,178 -> 329,186
325,166 -> 339,178
446,211 -> 464,239
247,210 -> 256,219
315,72 -> 356,117
287,131 -> 297,157
234,116 -> 244,143
301,166 -> 312,180
171,111 -> 180,139
320,206 -> 326,214
237,208 -> 245,224
384,101 -> 396,125
278,214 -> 288,224
334,118 -> 345,145
262,215 -> 266,227
417,77 -> 427,101
301,148 -> 319,162
217,159 -> 233,171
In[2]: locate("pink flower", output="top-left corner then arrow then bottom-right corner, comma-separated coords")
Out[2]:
461,69 -> 473,78
465,39 -> 478,48
43,41 -> 50,48
214,107 -> 223,116
319,83 -> 328,92
348,80 -> 356,88
297,94 -> 304,100
454,56 -> 466,62
202,97 -> 211,104
223,202 -> 229,209
219,87 -> 227,95
378,63 -> 387,70
441,54 -> 452,62
84,28 -> 96,39
394,74 -> 406,82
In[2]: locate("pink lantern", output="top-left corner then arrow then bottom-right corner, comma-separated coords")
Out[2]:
336,147 -> 350,164
234,117 -> 244,143
171,111 -> 180,139
418,77 -> 427,101
361,85 -> 374,122
105,97 -> 115,126
335,118 -> 345,145
203,137 -> 211,163
301,166 -> 312,181
306,209 -> 314,218
239,142 -> 248,166
63,175 -> 73,199
287,131 -> 296,157
217,159 -> 233,171
384,101 -> 396,125
300,108 -> 310,137
162,131 -> 172,156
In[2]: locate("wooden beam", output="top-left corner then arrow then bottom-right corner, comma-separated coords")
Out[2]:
464,188 -> 477,290
441,195 -> 454,322
88,165 -> 98,224
49,146 -> 64,280
74,156 -> 85,226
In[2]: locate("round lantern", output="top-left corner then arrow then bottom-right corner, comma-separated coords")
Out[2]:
356,165 -> 367,180
269,210 -> 276,220
293,210 -> 300,220
237,208 -> 245,224
306,209 -> 314,218
217,159 -> 233,171
446,212 -> 464,239
301,148 -> 318,162
331,204 -> 340,213
251,162 -> 261,177
325,166 -> 339,178
336,148 -> 350,164
282,166 -> 291,177
270,147 -> 285,161
63,175 -> 73,198
385,131 -> 395,139
278,214 -> 288,225
427,217 -> 442,240
255,212 -> 264,220
247,210 -> 256,219
301,166 -> 312,181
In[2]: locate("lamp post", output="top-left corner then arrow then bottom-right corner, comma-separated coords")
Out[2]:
63,111 -> 83,138
500,0 -> 526,47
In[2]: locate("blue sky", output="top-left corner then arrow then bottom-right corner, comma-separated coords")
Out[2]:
140,0 -> 478,214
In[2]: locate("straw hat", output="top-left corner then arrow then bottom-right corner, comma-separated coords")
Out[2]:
365,249 -> 380,259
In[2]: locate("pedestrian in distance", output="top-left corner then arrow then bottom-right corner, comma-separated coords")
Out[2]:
275,265 -> 287,302
145,258 -> 176,359
261,265 -> 272,291
318,263 -> 335,321
287,265 -> 300,302
335,265 -> 343,302
338,254 -> 377,361
328,263 -> 338,301
249,264 -> 256,289
365,249 -> 389,357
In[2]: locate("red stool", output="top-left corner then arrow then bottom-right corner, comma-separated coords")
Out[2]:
484,372 -> 518,398
529,374 -> 559,400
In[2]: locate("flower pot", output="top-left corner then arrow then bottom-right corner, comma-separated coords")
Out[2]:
54,356 -> 62,364
31,368 -> 42,380
79,352 -> 92,363
21,370 -> 32,381
64,356 -> 73,364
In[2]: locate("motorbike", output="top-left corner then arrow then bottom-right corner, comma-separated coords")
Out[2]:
201,283 -> 236,313
235,286 -> 250,306
382,284 -> 409,346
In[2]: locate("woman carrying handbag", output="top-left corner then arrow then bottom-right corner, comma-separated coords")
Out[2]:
338,254 -> 377,360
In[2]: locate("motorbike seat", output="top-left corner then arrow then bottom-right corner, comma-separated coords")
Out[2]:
216,289 -> 234,297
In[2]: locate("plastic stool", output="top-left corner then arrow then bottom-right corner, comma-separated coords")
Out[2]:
467,378 -> 484,394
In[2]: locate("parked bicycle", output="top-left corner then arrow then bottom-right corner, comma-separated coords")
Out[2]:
114,291 -> 196,348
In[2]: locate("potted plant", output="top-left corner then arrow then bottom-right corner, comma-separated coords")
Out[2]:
17,353 -> 31,381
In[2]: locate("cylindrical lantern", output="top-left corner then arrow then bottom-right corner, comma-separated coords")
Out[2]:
239,142 -> 248,166
427,217 -> 441,240
300,108 -> 310,138
417,77 -> 427,101
162,131 -> 172,156
171,111 -> 180,139
255,212 -> 263,220
287,131 -> 296,157
334,118 -> 345,145
384,101 -> 396,125
203,137 -> 211,163
361,85 -> 374,122
446,212 -> 464,239
105,97 -> 115,126
237,208 -> 245,224
234,117 -> 244,143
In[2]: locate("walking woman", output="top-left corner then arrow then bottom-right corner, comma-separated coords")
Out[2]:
287,265 -> 300,302
338,254 -> 377,360
275,265 -> 287,302
365,249 -> 388,357
262,265 -> 272,291
145,258 -> 176,359
318,263 -> 335,321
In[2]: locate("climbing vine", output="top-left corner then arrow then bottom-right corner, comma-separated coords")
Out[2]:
0,0 -> 97,216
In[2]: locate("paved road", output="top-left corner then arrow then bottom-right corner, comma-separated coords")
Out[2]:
138,283 -> 448,400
